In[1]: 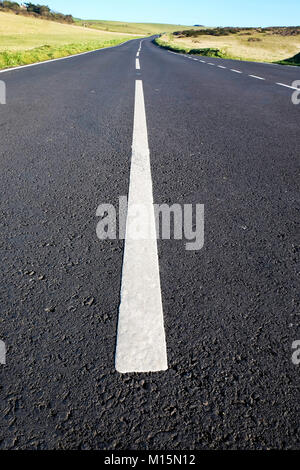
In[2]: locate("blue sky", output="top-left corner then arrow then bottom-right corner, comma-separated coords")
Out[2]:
44,0 -> 299,27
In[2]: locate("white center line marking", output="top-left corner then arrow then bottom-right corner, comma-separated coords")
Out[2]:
217,65 -> 226,69
276,82 -> 299,90
208,62 -> 215,65
136,58 -> 140,70
115,80 -> 168,374
249,74 -> 265,80
137,51 -> 140,57
231,69 -> 242,73
199,60 -> 206,63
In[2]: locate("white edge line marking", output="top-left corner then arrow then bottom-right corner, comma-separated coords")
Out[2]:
276,82 -> 299,90
136,58 -> 141,70
249,75 -> 265,80
0,38 -> 138,74
160,46 -> 300,86
115,80 -> 168,374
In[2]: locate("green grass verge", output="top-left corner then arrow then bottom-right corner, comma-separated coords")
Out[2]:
154,36 -> 225,58
276,52 -> 300,66
0,37 -> 137,69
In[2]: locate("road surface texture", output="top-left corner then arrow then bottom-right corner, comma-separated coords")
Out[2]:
0,37 -> 299,450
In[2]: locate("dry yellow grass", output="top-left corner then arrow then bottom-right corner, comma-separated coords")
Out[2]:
0,11 -> 135,52
161,31 -> 300,62
0,11 -> 140,69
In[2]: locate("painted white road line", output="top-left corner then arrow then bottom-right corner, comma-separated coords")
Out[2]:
136,58 -> 141,70
217,65 -> 226,69
200,60 -> 206,63
231,69 -> 242,73
208,63 -> 215,66
115,80 -> 168,374
0,39 -> 136,74
249,75 -> 265,80
276,82 -> 299,90
137,51 -> 140,57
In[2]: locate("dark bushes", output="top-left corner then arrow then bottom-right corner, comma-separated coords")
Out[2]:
173,27 -> 242,38
277,51 -> 300,66
0,1 -> 74,23
173,26 -> 300,38
189,48 -> 223,57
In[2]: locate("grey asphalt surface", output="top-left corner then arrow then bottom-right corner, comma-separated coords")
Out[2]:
0,36 -> 299,450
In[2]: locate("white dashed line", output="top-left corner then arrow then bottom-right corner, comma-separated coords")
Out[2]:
136,58 -> 140,70
115,80 -> 168,374
276,82 -> 299,90
137,51 -> 140,57
249,75 -> 265,80
161,47 -> 300,93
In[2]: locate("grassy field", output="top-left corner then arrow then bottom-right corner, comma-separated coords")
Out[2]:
75,19 -> 197,36
0,11 -> 139,69
157,30 -> 300,63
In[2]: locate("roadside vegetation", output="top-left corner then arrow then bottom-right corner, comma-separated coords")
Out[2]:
0,1 -> 74,23
155,27 -> 300,64
277,51 -> 300,66
0,11 -> 138,69
155,36 -> 223,57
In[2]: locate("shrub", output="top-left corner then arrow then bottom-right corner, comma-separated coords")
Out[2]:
1,1 -> 21,10
0,1 -> 74,23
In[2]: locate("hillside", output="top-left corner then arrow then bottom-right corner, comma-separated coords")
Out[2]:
0,11 -> 138,69
157,27 -> 300,63
75,19 -> 197,36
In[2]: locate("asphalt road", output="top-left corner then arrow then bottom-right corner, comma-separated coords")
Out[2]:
0,36 -> 299,450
